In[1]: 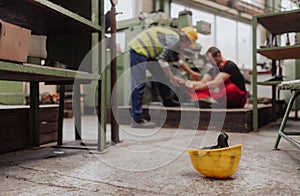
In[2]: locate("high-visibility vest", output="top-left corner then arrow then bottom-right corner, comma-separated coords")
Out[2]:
128,26 -> 180,59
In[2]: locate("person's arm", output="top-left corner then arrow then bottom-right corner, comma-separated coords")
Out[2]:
201,73 -> 213,82
158,59 -> 184,87
178,59 -> 201,80
192,72 -> 231,90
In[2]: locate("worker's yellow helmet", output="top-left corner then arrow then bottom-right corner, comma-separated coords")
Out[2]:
181,26 -> 198,44
185,144 -> 242,179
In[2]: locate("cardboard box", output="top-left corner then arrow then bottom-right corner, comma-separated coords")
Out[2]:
0,20 -> 31,63
29,35 -> 47,59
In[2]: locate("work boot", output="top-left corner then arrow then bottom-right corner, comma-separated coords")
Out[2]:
215,132 -> 229,148
197,100 -> 211,108
197,97 -> 221,108
131,118 -> 156,128
202,132 -> 229,149
162,98 -> 180,107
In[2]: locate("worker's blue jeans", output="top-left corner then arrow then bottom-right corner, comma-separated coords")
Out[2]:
130,49 -> 171,119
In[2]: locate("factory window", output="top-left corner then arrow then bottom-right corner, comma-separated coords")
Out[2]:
170,3 -> 185,18
104,0 -> 134,20
171,2 -> 256,68
240,0 -> 264,8
171,4 -> 215,54
190,9 -> 215,53
216,16 -> 237,62
240,0 -> 256,4
237,22 -> 252,68
281,0 -> 298,10
104,0 -> 135,52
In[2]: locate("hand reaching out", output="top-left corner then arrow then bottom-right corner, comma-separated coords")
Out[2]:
191,72 -> 201,81
170,76 -> 185,87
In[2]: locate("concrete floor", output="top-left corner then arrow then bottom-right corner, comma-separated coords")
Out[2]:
0,116 -> 299,195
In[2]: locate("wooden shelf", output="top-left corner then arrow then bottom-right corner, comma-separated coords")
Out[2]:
0,0 -> 101,35
257,45 -> 300,60
257,9 -> 300,35
0,62 -> 99,83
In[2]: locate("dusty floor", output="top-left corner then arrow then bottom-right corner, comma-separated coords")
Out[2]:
0,116 -> 299,195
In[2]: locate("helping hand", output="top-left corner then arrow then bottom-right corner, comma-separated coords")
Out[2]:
191,72 -> 201,81
184,80 -> 195,92
170,76 -> 185,87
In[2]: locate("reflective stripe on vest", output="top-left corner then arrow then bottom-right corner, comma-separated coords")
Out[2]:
137,38 -> 152,59
128,27 -> 180,59
145,32 -> 158,58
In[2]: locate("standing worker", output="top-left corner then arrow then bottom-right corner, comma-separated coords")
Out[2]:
186,47 -> 246,108
128,26 -> 199,128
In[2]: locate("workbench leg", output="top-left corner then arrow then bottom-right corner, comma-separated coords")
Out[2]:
58,85 -> 65,146
275,91 -> 300,149
29,82 -> 40,147
74,83 -> 82,140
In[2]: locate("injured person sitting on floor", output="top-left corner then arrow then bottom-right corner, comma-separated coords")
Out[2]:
184,46 -> 247,108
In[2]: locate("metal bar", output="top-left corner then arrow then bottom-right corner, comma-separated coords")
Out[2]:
0,62 -> 99,81
92,0 -> 105,151
271,60 -> 276,76
252,15 -> 258,130
29,82 -> 40,147
274,91 -> 300,149
57,85 -> 65,146
53,145 -> 97,151
99,0 -> 107,151
74,83 -> 82,140
99,79 -> 106,151
236,20 -> 239,65
99,67 -> 107,151
283,132 -> 300,135
272,85 -> 276,121
110,5 -> 120,144
279,132 -> 300,149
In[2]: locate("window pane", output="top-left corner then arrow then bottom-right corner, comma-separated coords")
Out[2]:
238,22 -> 252,68
216,16 -> 237,62
105,0 -> 134,20
281,0 -> 298,11
190,9 -> 215,53
171,3 -> 186,18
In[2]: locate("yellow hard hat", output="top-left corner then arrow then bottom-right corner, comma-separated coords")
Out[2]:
181,26 -> 198,44
185,144 -> 242,179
